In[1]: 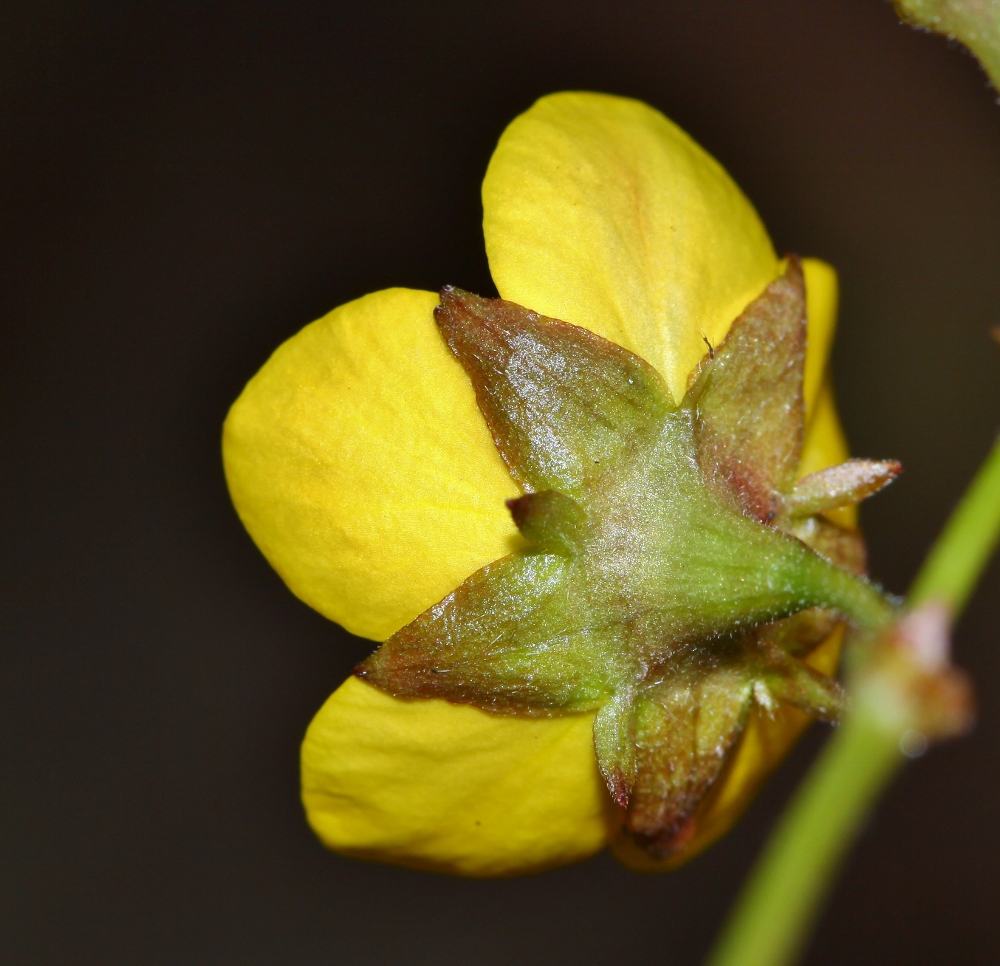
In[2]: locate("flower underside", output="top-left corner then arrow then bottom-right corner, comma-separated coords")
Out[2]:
357,259 -> 899,858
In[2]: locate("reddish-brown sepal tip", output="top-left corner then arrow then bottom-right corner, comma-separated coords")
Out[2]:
609,774 -> 630,809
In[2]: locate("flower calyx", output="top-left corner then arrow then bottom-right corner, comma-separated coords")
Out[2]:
356,259 -> 900,859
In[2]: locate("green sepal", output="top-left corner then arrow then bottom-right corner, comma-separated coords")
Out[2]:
356,553 -> 631,714
784,459 -> 902,518
621,639 -> 842,853
627,659 -> 754,857
434,286 -> 669,494
594,689 -> 638,807
689,257 -> 807,522
755,649 -> 844,723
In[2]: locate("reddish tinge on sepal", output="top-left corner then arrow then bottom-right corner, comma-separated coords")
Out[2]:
689,257 -> 807,523
627,660 -> 754,857
434,286 -> 670,494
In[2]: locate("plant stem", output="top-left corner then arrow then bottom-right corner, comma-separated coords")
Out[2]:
705,433 -> 1000,966
705,708 -> 901,966
908,435 -> 1000,613
809,556 -> 896,632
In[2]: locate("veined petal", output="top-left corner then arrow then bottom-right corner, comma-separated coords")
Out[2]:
223,288 -> 519,642
483,91 -> 778,401
302,677 -> 612,876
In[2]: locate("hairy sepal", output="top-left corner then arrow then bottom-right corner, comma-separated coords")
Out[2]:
627,659 -> 754,857
689,258 -> 807,522
356,553 -> 626,714
785,459 -> 901,518
506,490 -> 587,556
435,286 -> 669,494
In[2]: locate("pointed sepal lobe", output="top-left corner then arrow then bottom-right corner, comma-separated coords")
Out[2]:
690,258 -> 807,521
435,287 -> 671,494
785,458 -> 902,518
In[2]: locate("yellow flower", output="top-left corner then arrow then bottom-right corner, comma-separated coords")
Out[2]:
223,92 -> 851,877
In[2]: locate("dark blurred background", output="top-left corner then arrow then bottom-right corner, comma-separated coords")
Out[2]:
3,1 -> 999,963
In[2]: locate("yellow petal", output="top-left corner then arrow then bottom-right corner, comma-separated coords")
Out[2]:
236,93 -> 849,875
223,288 -> 520,642
483,91 -> 778,401
801,258 -> 838,418
302,677 -> 613,876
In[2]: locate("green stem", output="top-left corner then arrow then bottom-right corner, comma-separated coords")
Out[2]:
908,435 -> 1000,613
706,708 -> 901,966
705,433 -> 1000,966
805,554 -> 896,632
